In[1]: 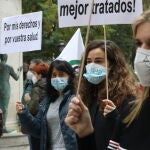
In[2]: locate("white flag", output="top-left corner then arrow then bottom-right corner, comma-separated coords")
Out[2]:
56,28 -> 85,66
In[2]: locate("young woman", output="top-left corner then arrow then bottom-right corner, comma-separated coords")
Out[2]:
16,60 -> 78,150
106,9 -> 150,150
65,40 -> 138,150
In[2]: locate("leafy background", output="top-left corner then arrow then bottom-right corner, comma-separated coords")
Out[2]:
22,0 -> 150,67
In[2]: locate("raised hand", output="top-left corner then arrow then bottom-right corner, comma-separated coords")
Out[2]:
16,102 -> 25,113
65,96 -> 94,137
102,99 -> 116,116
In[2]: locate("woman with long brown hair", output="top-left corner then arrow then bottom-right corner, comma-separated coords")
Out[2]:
65,40 -> 138,150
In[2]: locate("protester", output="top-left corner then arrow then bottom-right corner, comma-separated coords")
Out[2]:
20,59 -> 45,150
65,40 -> 138,150
23,62 -> 49,150
0,54 -> 22,133
21,59 -> 43,106
106,9 -> 150,150
16,60 -> 78,150
27,62 -> 49,115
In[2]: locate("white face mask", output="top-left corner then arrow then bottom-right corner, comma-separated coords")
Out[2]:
32,75 -> 38,84
26,71 -> 34,80
134,47 -> 150,86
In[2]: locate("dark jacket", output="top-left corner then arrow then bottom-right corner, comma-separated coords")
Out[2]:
18,90 -> 78,150
108,98 -> 150,150
78,96 -> 135,150
28,78 -> 47,115
21,79 -> 33,105
77,100 -> 114,150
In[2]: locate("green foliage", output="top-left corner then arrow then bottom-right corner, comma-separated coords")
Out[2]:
107,25 -> 135,65
143,0 -> 150,10
22,0 -> 149,66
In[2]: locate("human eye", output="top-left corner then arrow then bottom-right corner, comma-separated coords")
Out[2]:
94,58 -> 104,64
94,60 -> 102,64
86,59 -> 92,64
51,72 -> 56,78
145,40 -> 150,49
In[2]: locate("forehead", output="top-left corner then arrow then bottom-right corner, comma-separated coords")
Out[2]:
136,22 -> 150,40
52,67 -> 60,73
87,48 -> 104,58
51,67 -> 69,77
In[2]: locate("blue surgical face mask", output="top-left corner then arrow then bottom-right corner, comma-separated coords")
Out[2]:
51,77 -> 68,92
83,63 -> 107,85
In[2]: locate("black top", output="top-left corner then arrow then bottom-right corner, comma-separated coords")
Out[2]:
78,96 -> 136,150
108,98 -> 150,150
77,100 -> 115,150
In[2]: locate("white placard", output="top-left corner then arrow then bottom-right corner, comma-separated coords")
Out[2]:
0,11 -> 42,53
58,0 -> 143,27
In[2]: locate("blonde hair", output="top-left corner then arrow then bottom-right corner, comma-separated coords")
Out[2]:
124,87 -> 150,126
124,10 -> 150,126
79,40 -> 137,108
132,10 -> 150,37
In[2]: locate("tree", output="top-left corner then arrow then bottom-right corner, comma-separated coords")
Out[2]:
22,0 -> 149,65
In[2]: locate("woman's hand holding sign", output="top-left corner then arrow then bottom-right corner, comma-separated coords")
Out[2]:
65,95 -> 94,137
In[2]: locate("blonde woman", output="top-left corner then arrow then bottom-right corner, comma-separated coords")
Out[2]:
105,10 -> 150,150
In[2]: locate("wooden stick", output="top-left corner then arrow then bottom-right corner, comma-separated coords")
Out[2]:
76,0 -> 95,96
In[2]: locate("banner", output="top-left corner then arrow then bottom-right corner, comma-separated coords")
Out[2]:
0,11 -> 42,53
58,0 -> 143,27
56,28 -> 84,67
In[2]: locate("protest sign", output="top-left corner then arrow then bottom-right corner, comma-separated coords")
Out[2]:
58,0 -> 143,27
0,11 -> 42,53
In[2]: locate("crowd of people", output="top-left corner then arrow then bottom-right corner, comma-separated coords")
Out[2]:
0,9 -> 149,150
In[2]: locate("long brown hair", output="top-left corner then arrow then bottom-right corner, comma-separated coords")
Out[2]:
124,10 -> 150,126
79,40 -> 137,109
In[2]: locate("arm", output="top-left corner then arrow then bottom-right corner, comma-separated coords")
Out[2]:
22,80 -> 33,104
65,96 -> 94,137
16,102 -> 42,138
9,66 -> 19,80
28,86 -> 41,115
107,96 -> 136,150
65,96 -> 96,149
24,80 -> 33,95
77,132 -> 96,150
28,79 -> 47,115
